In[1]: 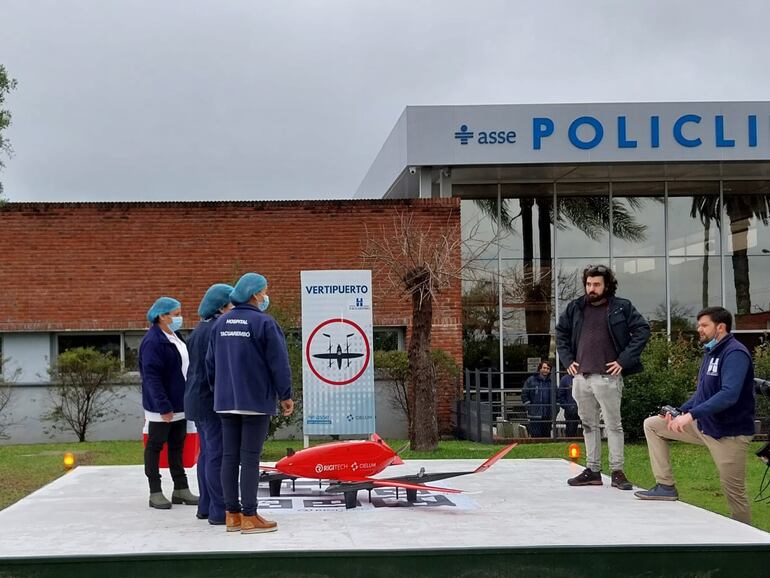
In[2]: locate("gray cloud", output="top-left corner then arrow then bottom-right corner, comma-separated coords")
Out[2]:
1,0 -> 769,201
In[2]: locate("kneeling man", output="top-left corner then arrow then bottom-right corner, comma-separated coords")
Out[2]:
635,307 -> 755,525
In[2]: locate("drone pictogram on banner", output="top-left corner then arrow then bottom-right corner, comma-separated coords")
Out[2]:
306,318 -> 371,386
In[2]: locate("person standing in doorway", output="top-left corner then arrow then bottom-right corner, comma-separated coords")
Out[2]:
184,283 -> 233,526
556,265 -> 651,490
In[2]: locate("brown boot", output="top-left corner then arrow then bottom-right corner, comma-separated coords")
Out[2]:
241,513 -> 278,534
225,511 -> 242,532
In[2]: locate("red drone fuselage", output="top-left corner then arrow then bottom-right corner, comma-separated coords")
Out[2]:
275,440 -> 398,481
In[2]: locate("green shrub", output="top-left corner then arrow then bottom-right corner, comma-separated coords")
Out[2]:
622,333 -> 701,441
47,347 -> 124,442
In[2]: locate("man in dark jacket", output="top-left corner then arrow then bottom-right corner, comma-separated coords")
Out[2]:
556,264 -> 651,491
206,273 -> 294,534
635,307 -> 755,525
184,283 -> 233,525
522,361 -> 554,438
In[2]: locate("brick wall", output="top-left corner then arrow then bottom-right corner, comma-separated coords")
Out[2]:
0,198 -> 462,432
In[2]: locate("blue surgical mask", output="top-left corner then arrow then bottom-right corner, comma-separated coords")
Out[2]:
258,295 -> 270,312
704,336 -> 718,350
168,316 -> 183,332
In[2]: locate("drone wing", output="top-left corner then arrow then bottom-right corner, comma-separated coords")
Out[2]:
359,477 -> 463,494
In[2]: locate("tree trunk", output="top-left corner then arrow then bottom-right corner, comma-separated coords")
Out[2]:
727,207 -> 752,315
409,286 -> 437,451
702,221 -> 710,309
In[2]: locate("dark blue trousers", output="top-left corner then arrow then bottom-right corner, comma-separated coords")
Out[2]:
196,415 -> 225,523
220,414 -> 270,517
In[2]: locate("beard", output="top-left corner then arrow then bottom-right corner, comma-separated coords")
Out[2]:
586,290 -> 606,303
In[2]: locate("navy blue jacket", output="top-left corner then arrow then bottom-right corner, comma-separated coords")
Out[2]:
680,334 -> 755,439
558,374 -> 578,412
522,374 -> 553,419
206,304 -> 292,414
139,324 -> 186,414
556,295 -> 651,376
184,315 -> 218,423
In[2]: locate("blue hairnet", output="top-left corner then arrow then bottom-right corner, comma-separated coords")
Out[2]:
198,283 -> 234,319
230,273 -> 267,305
146,296 -> 181,324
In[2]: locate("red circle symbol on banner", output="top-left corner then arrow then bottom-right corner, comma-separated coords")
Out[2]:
305,318 -> 371,386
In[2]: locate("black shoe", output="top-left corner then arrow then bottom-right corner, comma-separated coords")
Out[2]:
208,518 -> 226,526
611,470 -> 633,490
567,467 -> 603,486
196,512 -> 209,520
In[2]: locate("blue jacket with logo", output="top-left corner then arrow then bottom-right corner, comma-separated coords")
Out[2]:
206,304 -> 292,414
680,334 -> 755,439
184,315 -> 218,423
139,324 -> 186,414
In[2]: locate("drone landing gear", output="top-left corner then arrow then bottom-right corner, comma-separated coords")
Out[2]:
406,488 -> 418,503
269,479 -> 282,497
344,490 -> 358,509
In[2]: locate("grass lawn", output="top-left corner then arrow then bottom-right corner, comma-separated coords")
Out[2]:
1,438 -> 770,532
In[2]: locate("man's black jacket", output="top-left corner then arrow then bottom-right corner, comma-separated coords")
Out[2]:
555,295 -> 651,376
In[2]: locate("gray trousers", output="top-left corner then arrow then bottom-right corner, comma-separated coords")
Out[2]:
643,415 -> 752,525
573,374 -> 625,472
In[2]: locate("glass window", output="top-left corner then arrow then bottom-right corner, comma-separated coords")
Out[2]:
124,332 -> 144,372
555,183 -> 610,258
373,328 -> 404,352
499,183 -> 553,261
724,255 -> 770,327
57,334 -> 121,359
500,259 -> 554,335
667,181 -> 720,257
611,182 -> 665,256
463,259 -> 500,370
668,256 -> 721,322
502,334 -> 553,373
612,257 -> 667,331
723,181 -> 770,256
462,199 -> 499,262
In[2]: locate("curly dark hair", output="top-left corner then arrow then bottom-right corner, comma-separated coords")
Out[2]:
582,264 -> 618,297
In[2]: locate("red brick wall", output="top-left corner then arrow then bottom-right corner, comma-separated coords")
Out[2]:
0,198 -> 462,432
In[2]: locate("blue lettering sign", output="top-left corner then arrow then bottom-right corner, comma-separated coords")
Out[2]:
673,114 -> 702,147
650,116 -> 660,148
532,117 -> 554,150
617,116 -> 637,149
715,115 -> 735,148
568,116 -> 603,150
749,115 -> 758,147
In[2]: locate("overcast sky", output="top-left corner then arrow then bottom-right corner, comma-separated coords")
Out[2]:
1,0 -> 770,202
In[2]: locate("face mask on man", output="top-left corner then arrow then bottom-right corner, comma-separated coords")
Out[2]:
703,336 -> 718,351
168,316 -> 183,332
258,295 -> 270,312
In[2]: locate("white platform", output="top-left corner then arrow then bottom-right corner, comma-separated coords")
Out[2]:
1,459 -> 769,558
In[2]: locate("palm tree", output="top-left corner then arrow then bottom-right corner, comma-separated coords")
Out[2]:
690,187 -> 770,315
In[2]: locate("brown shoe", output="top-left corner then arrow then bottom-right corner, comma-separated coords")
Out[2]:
225,511 -> 242,532
611,470 -> 633,490
241,513 -> 278,534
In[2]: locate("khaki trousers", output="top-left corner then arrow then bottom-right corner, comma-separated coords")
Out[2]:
643,415 -> 752,525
